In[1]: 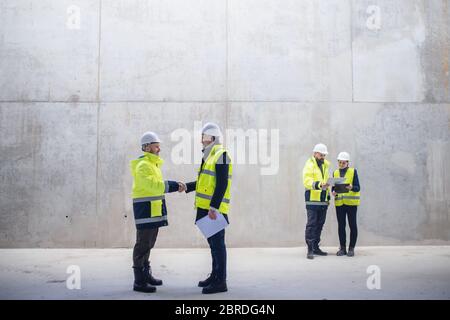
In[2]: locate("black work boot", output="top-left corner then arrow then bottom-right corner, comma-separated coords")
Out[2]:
313,246 -> 328,256
144,264 -> 163,286
307,245 -> 314,260
347,247 -> 355,257
198,273 -> 216,288
202,279 -> 228,294
133,267 -> 156,293
336,246 -> 347,256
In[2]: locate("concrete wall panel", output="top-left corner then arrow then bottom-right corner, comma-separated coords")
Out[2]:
0,0 -> 100,102
0,103 -> 98,247
0,1 -> 449,247
353,0 -> 450,103
99,0 -> 227,101
228,0 -> 352,101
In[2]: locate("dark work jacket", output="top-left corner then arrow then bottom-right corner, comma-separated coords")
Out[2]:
134,180 -> 179,230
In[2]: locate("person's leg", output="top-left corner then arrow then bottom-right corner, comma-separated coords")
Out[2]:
305,209 -> 318,258
133,228 -> 151,269
305,209 -> 318,247
212,229 -> 226,282
207,235 -> 218,276
132,228 -> 156,292
313,208 -> 328,254
143,228 -> 162,285
336,206 -> 347,255
336,206 -> 347,247
199,232 -> 220,287
143,228 -> 158,264
347,206 -> 358,255
202,230 -> 227,294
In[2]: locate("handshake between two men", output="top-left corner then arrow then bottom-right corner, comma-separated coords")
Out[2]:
131,122 -> 231,295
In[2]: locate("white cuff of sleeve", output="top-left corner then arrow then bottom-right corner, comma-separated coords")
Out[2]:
164,181 -> 169,193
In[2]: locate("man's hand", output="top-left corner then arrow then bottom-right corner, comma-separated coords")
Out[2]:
178,182 -> 186,193
321,182 -> 330,190
208,208 -> 217,220
332,191 -> 337,197
346,184 -> 353,190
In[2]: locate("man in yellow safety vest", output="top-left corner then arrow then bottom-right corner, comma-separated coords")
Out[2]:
302,143 -> 331,260
184,122 -> 232,294
130,131 -> 185,293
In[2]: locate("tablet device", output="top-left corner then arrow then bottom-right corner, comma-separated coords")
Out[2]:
335,183 -> 350,194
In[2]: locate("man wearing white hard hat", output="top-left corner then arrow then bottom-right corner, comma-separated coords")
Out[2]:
332,152 -> 361,257
184,122 -> 232,294
302,143 -> 331,259
130,131 -> 186,293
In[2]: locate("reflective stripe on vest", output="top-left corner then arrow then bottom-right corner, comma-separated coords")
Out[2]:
133,195 -> 165,203
306,201 -> 329,206
201,169 -> 232,180
135,215 -> 167,225
196,192 -> 230,204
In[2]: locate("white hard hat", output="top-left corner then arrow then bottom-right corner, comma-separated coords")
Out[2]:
313,143 -> 328,155
337,152 -> 350,161
140,131 -> 161,145
201,122 -> 222,137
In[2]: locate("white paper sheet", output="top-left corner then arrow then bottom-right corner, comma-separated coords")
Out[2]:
327,177 -> 347,186
196,212 -> 229,239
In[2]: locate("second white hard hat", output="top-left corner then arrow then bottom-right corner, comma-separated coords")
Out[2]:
201,122 -> 222,137
337,151 -> 350,161
313,143 -> 328,155
140,131 -> 161,145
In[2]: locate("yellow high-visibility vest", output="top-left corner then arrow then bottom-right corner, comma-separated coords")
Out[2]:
195,144 -> 233,214
333,167 -> 360,206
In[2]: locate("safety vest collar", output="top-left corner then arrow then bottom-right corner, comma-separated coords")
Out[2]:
309,157 -> 330,179
209,144 -> 224,158
143,152 -> 164,166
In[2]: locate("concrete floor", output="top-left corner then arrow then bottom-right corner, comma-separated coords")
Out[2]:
0,247 -> 449,300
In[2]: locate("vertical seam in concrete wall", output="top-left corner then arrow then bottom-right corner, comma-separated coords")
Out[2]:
225,0 -> 229,132
350,0 -> 354,103
95,0 -> 102,247
97,0 -> 102,102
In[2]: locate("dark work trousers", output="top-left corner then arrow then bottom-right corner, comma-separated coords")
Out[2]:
336,205 -> 358,248
305,207 -> 328,249
133,227 -> 159,268
207,229 -> 227,282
